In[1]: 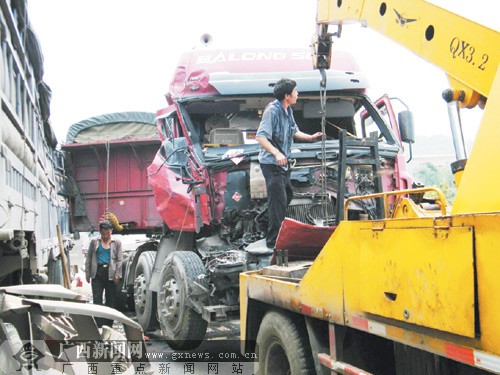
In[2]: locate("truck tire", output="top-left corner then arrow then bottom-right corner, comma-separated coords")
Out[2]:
48,257 -> 62,285
48,254 -> 71,286
157,251 -> 208,350
114,278 -> 128,312
115,262 -> 133,312
134,251 -> 159,331
256,310 -> 315,375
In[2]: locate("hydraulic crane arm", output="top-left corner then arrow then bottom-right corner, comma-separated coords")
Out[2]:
314,0 -> 500,215
315,0 -> 499,108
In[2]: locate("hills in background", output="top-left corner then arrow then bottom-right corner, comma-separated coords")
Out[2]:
404,134 -> 478,203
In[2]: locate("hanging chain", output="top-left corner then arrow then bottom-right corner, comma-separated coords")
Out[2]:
319,69 -> 329,224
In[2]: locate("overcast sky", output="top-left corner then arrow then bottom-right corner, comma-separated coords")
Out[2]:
27,1 -> 495,145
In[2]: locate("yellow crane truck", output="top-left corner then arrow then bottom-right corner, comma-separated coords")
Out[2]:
240,1 -> 500,374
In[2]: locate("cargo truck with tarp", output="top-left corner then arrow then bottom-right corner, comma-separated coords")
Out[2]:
62,111 -> 163,234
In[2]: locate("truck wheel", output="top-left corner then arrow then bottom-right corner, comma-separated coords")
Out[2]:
48,257 -> 63,285
126,284 -> 135,311
114,278 -> 128,312
48,254 -> 70,285
157,251 -> 208,350
134,251 -> 159,331
115,262 -> 133,312
256,310 -> 315,375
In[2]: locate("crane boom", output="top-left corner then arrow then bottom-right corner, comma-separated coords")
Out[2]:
315,0 -> 500,215
316,0 -> 499,108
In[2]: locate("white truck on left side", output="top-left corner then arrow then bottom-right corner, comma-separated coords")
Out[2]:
0,3 -> 152,374
0,0 -> 73,286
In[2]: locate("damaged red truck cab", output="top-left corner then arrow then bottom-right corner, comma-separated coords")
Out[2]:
149,48 -> 413,234
142,47 -> 415,349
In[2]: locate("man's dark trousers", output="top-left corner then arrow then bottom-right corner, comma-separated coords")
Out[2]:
91,264 -> 116,328
261,163 -> 294,248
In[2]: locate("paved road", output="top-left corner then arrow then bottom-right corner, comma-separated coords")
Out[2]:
144,321 -> 254,375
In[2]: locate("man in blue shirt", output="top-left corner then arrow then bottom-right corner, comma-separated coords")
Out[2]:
256,78 -> 322,248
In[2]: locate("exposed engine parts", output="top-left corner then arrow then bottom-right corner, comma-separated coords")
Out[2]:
205,250 -> 246,306
220,208 -> 263,247
355,167 -> 376,195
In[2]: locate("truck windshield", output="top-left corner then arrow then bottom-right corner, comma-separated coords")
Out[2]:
178,93 -> 398,164
355,102 -> 393,142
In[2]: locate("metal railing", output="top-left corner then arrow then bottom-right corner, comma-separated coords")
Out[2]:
344,187 -> 447,220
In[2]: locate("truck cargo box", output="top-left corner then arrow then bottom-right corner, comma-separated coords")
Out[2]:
62,112 -> 162,234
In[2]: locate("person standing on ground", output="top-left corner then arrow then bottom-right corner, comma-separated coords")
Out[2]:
85,220 -> 123,327
256,78 -> 322,248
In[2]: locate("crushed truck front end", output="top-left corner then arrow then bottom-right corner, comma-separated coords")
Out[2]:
146,47 -> 417,349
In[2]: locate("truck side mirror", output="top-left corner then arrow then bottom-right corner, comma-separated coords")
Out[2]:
398,110 -> 415,144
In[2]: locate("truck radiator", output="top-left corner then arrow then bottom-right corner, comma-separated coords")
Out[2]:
286,196 -> 336,225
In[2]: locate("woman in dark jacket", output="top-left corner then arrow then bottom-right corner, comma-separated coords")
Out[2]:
85,220 -> 123,327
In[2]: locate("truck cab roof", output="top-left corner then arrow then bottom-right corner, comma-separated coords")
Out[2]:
168,48 -> 369,101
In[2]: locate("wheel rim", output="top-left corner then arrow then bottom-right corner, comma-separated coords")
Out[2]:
158,275 -> 182,330
134,273 -> 147,313
265,339 -> 290,375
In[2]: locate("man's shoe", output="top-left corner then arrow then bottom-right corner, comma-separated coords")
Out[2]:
245,239 -> 274,255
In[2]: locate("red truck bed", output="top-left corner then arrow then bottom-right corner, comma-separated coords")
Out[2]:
62,112 -> 163,234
